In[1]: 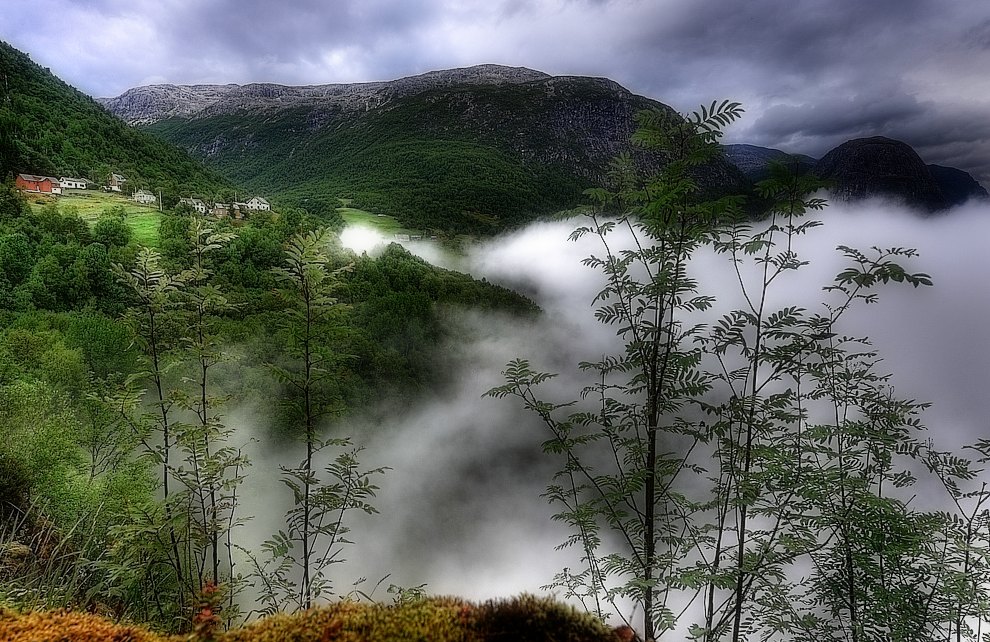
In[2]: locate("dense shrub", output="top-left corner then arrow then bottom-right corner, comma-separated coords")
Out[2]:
474,594 -> 615,642
0,596 -> 628,641
0,607 -> 166,642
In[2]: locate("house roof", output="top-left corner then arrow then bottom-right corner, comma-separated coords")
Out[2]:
18,173 -> 57,182
60,177 -> 89,183
249,196 -> 269,204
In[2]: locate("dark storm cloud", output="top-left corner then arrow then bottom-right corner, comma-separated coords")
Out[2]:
3,0 -> 990,181
629,0 -> 990,183
157,0 -> 443,83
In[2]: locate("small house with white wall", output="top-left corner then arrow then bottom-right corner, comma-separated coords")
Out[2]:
59,177 -> 89,190
178,197 -> 208,214
133,189 -> 157,205
246,196 -> 271,211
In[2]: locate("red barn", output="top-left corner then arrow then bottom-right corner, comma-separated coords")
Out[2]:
15,173 -> 60,194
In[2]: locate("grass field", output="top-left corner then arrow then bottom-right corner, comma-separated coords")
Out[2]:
337,206 -> 421,236
27,190 -> 162,246
25,194 -> 423,249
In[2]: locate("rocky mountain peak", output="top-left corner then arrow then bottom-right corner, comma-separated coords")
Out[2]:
813,136 -> 948,211
99,64 -> 551,126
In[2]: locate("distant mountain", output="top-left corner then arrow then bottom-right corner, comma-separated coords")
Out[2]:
0,40 -> 230,198
927,164 -> 989,207
813,136 -> 971,212
101,65 -> 553,125
101,66 -> 745,234
721,144 -> 817,182
723,140 -> 988,211
97,63 -> 986,225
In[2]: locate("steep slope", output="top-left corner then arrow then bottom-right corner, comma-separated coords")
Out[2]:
106,68 -> 745,234
0,40 -> 230,198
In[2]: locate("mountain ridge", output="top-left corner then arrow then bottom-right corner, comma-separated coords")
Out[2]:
99,64 -> 553,125
97,63 -> 988,227
112,66 -> 750,233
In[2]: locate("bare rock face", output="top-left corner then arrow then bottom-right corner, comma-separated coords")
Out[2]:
813,136 -> 948,211
99,65 -> 551,125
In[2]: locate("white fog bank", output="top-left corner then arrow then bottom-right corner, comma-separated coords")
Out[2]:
258,197 -> 990,609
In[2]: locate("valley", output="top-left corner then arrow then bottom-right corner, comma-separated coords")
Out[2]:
3,26 -> 990,642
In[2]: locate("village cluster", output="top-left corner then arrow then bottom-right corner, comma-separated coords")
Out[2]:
14,171 -> 271,219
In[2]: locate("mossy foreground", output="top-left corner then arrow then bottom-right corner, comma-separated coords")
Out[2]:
0,595 -> 634,642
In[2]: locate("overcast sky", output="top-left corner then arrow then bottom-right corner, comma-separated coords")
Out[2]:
4,0 -> 990,181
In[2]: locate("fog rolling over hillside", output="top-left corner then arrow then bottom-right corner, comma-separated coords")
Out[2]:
239,196 -> 990,609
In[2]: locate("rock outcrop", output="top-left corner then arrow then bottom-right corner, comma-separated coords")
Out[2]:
813,136 -> 948,211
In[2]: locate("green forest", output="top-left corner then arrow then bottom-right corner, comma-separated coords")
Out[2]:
5,100 -> 990,642
142,77 -> 674,236
146,101 -> 589,236
0,179 -> 548,637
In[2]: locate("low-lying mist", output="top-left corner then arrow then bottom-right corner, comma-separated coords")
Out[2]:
246,196 -> 990,610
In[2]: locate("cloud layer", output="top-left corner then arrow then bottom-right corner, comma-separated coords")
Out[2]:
259,196 -> 990,612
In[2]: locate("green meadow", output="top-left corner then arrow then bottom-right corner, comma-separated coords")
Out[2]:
337,205 -> 420,236
28,190 -> 162,246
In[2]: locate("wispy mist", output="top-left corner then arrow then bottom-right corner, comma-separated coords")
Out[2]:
245,197 -> 990,611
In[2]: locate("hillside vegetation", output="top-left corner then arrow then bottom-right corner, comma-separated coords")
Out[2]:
0,41 -> 231,199
0,182 -> 539,632
141,75 -> 742,234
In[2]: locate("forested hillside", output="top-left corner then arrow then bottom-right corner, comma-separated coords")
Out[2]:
0,41 -> 230,199
136,73 -> 745,234
0,180 -> 536,632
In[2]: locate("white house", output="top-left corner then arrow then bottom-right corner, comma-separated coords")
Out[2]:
246,196 -> 271,211
59,177 -> 89,190
178,197 -> 208,214
133,189 -> 157,205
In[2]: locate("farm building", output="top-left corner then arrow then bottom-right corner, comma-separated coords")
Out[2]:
211,202 -> 231,217
15,174 -> 61,194
211,203 -> 246,219
59,177 -> 90,190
